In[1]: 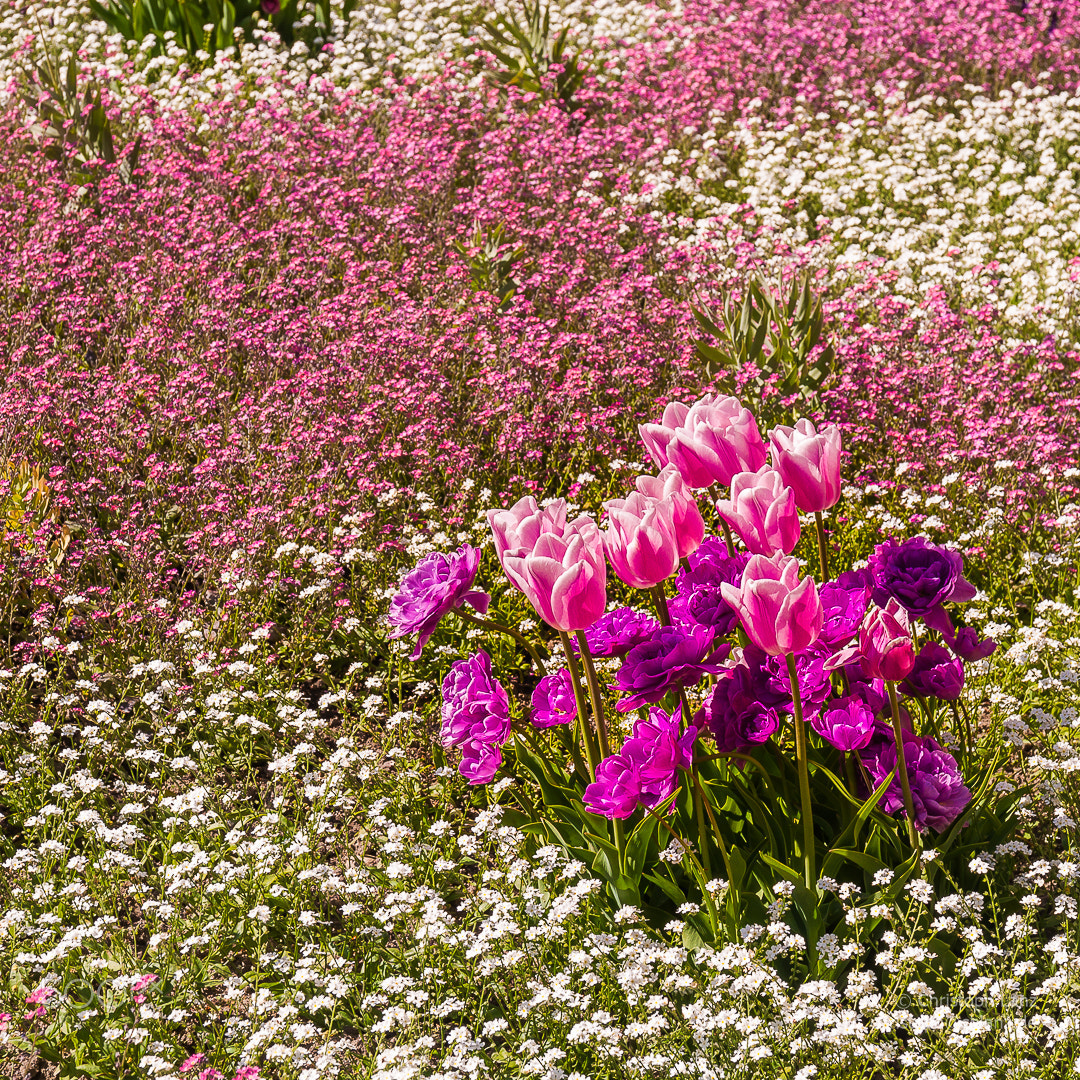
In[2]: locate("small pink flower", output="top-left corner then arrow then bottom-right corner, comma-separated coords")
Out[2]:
180,1056 -> 206,1075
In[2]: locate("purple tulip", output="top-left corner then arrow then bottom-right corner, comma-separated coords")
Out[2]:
458,739 -> 502,785
615,625 -> 730,711
811,695 -> 876,752
900,641 -> 965,701
860,726 -> 971,832
705,659 -> 782,755
440,651 -> 510,748
584,707 -> 697,818
869,537 -> 976,620
818,573 -> 871,646
945,625 -> 997,662
583,752 -> 644,819
387,544 -> 490,659
530,669 -> 577,728
573,606 -> 659,658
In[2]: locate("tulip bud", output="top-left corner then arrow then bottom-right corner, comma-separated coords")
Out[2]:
858,599 -> 917,682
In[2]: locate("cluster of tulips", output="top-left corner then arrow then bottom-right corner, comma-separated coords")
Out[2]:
388,394 -> 994,890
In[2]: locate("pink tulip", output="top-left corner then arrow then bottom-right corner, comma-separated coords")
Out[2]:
826,598 -> 916,682
489,498 -> 607,632
719,553 -> 823,656
640,394 -> 767,489
634,465 -> 705,558
603,491 -> 680,590
769,419 -> 843,513
715,466 -> 800,555
638,400 -> 691,471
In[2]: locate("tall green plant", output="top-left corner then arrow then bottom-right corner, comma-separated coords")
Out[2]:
480,0 -> 586,112
693,271 -> 835,428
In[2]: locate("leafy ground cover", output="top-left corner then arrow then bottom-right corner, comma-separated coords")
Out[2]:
0,1 -> 1079,1078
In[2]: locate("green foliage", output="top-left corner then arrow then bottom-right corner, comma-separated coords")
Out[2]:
693,271 -> 835,429
452,222 -> 529,309
22,52 -> 141,184
480,0 -> 586,112
86,0 -> 327,61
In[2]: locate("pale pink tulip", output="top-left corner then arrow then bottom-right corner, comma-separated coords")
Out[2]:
634,465 -> 705,558
719,553 -> 823,655
769,419 -> 842,513
715,466 -> 800,555
603,491 -> 680,590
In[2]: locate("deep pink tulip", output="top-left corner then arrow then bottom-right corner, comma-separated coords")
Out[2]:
719,553 -> 823,656
490,498 -> 607,632
769,419 -> 843,513
603,491 -> 680,590
638,400 -> 691,471
827,599 -> 916,682
715,466 -> 800,555
634,465 -> 705,559
640,394 -> 767,489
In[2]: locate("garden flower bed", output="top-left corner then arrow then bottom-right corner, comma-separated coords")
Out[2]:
0,1 -> 1079,1078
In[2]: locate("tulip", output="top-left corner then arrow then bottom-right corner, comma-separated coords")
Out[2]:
489,498 -> 607,632
635,465 -> 705,558
715,465 -> 800,555
640,393 -> 767,489
769,419 -> 842,513
638,400 -> 691,471
719,553 -> 823,656
828,599 -> 916,682
603,491 -> 680,590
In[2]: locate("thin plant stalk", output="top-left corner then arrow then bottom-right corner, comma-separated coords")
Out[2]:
887,681 -> 921,850
559,631 -> 598,781
574,630 -> 612,759
814,510 -> 830,583
651,584 -> 671,626
643,800 -> 719,937
785,652 -> 816,892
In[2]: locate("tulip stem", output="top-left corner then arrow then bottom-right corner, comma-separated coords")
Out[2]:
720,519 -> 736,559
642,801 -> 719,937
456,609 -> 546,670
814,511 -> 829,583
575,631 -> 612,760
651,585 -> 671,627
887,681 -> 921,850
560,632 -> 598,782
786,653 -> 816,893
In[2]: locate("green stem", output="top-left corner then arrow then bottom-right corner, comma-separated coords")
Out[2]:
642,801 -> 719,937
786,653 -> 816,893
651,585 -> 671,627
574,630 -> 612,759
559,631 -> 597,782
455,608 -> 546,669
887,681 -> 921,851
691,770 -> 713,881
814,510 -> 830,584
720,519 -> 736,558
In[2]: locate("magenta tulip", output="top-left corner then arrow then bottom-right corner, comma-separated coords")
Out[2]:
602,491 -> 680,590
640,393 -> 767,489
489,498 -> 607,632
719,553 -> 823,656
634,465 -> 705,559
828,599 -> 916,682
769,419 -> 842,513
715,466 -> 801,555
